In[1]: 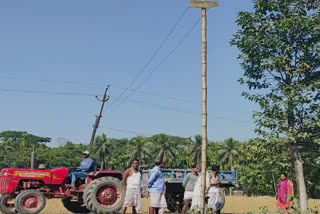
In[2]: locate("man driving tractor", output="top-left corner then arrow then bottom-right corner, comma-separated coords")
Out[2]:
69,151 -> 96,190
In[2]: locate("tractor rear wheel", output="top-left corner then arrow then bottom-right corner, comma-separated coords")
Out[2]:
15,190 -> 46,214
83,177 -> 125,214
62,198 -> 90,213
0,194 -> 16,214
166,193 -> 184,213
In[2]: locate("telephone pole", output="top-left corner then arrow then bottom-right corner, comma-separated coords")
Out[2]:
89,86 -> 110,153
190,1 -> 218,213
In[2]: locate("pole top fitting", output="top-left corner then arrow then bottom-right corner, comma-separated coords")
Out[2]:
190,1 -> 219,8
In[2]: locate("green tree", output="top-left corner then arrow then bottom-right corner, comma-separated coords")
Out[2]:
238,164 -> 275,196
231,0 -> 320,210
237,139 -> 294,196
93,134 -> 114,170
19,135 -> 28,149
0,131 -> 51,169
187,135 -> 202,165
208,142 -> 220,167
107,138 -> 131,170
0,131 -> 50,146
38,142 -> 88,168
129,136 -> 151,164
0,137 -> 13,155
151,134 -> 177,166
217,138 -> 240,170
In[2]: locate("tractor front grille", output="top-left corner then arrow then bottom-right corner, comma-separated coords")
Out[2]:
0,176 -> 10,192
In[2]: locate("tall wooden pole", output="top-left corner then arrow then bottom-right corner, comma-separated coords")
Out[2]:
190,1 -> 218,213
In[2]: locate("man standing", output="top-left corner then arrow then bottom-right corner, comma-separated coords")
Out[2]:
182,164 -> 200,214
147,160 -> 167,214
121,160 -> 143,214
190,169 -> 211,212
70,151 -> 95,190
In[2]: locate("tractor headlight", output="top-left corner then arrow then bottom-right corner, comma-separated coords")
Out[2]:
2,172 -> 8,176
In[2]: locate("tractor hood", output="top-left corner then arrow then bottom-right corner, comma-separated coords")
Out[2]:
0,168 -> 69,194
0,168 -> 53,178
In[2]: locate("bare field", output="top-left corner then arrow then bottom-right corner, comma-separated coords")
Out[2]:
41,196 -> 320,213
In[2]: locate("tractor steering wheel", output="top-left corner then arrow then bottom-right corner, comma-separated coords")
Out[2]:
68,167 -> 77,173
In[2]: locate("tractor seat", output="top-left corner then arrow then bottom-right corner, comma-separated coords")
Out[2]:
78,177 -> 87,185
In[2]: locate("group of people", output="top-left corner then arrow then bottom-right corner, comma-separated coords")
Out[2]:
121,160 -> 224,214
121,160 -> 295,214
182,164 -> 224,214
65,151 -> 294,214
122,159 -> 167,214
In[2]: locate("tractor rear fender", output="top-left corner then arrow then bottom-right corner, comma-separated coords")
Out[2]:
87,171 -> 123,184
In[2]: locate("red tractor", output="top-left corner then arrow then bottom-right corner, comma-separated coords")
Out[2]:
0,167 -> 125,214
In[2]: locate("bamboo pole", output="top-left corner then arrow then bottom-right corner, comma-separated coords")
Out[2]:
200,3 -> 208,213
190,2 -> 218,213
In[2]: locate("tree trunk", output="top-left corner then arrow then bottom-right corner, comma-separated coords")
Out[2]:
287,96 -> 308,212
291,142 -> 308,212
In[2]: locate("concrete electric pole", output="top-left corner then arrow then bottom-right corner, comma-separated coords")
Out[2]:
89,86 -> 110,153
190,1 -> 219,213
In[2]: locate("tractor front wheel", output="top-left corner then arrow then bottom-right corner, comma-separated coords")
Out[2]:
15,190 -> 46,214
0,194 -> 16,214
83,177 -> 125,214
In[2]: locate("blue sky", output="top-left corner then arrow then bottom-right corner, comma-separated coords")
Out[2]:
0,0 -> 257,146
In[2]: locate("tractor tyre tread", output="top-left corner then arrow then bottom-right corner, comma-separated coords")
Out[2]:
15,190 -> 46,214
0,194 -> 16,214
83,177 -> 125,214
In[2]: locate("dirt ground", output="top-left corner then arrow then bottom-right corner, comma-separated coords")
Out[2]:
41,196 -> 320,213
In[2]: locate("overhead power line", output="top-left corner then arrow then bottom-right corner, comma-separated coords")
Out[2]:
105,127 -> 149,137
116,7 -> 217,107
0,76 -> 198,104
0,88 -> 98,97
105,6 -> 190,110
0,87 -> 251,124
0,76 -> 99,86
117,16 -> 201,107
108,97 -> 250,124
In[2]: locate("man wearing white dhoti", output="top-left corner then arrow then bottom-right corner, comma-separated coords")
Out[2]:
122,160 -> 143,214
207,165 -> 224,214
190,169 -> 210,212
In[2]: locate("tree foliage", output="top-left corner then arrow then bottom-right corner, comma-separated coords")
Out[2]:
187,135 -> 202,164
217,138 -> 240,170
